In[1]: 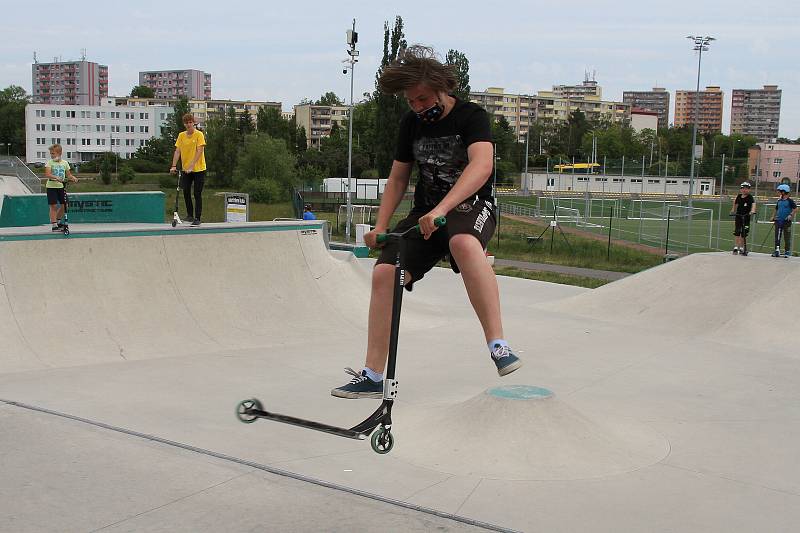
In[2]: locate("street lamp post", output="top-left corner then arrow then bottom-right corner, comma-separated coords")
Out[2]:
686,35 -> 715,214
343,19 -> 359,243
523,129 -> 529,194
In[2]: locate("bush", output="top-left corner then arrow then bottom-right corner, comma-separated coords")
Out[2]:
159,174 -> 178,188
118,165 -> 136,184
129,158 -> 167,173
80,159 -> 100,173
241,178 -> 284,203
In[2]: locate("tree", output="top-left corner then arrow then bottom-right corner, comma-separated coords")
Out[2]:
130,85 -> 155,98
136,97 -> 192,165
204,107 -> 240,186
315,92 -> 344,106
445,50 -> 471,101
257,106 -> 291,142
0,85 -> 29,156
296,126 -> 308,153
238,111 -> 255,137
100,153 -> 113,184
373,16 -> 407,178
234,134 -> 297,202
118,165 -> 136,184
491,116 -> 516,163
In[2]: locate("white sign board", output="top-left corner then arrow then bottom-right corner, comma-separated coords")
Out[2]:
224,193 -> 249,223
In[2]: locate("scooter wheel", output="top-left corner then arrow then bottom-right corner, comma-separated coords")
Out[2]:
63,227 -> 70,236
171,219 -> 177,228
370,427 -> 394,454
236,398 -> 263,423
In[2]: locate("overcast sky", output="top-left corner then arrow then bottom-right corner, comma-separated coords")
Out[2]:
2,0 -> 797,138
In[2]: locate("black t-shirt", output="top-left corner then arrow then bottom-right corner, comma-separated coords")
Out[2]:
735,193 -> 754,215
394,98 -> 493,210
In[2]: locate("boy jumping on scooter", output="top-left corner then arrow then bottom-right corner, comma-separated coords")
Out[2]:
771,184 -> 797,257
331,46 -> 521,399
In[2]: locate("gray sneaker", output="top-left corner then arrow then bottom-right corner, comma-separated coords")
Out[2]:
491,344 -> 523,376
331,367 -> 383,399
191,218 -> 201,226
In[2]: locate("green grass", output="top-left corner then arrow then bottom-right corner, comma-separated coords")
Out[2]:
493,266 -> 610,289
493,216 -> 662,273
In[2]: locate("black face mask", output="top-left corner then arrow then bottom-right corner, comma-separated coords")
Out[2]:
416,101 -> 444,123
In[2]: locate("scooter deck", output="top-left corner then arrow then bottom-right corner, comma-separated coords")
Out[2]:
246,408 -> 369,440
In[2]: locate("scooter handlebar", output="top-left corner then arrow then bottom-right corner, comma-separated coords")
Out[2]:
376,216 -> 446,243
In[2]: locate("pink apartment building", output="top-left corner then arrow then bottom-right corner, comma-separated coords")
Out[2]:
748,143 -> 800,189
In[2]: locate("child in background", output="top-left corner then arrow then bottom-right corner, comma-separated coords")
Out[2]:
43,144 -> 77,231
771,184 -> 797,257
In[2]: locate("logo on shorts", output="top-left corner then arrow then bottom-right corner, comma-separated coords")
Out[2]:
474,206 -> 491,233
456,202 -> 472,213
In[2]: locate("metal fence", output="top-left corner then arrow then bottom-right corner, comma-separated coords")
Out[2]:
0,156 -> 41,193
498,193 -> 790,256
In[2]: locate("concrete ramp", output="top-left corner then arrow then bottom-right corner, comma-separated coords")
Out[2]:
0,222 -> 374,373
548,252 -> 799,351
0,175 -> 32,213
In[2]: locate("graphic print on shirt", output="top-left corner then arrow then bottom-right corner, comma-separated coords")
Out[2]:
412,134 -> 468,207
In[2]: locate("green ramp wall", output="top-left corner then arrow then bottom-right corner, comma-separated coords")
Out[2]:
0,192 -> 165,227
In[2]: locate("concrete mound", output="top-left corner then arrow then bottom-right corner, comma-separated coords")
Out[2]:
547,252 -> 799,350
395,385 -> 669,481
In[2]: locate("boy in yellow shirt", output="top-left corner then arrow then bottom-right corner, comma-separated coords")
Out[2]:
170,113 -> 206,226
43,144 -> 78,231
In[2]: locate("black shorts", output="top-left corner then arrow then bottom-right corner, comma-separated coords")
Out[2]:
733,214 -> 750,236
376,196 -> 496,287
46,187 -> 66,206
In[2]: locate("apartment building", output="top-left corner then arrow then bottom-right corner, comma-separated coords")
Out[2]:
25,99 -> 171,165
535,88 -> 629,126
139,70 -> 212,100
470,85 -> 630,142
114,97 -> 281,129
748,142 -> 800,185
32,59 -> 108,105
469,88 -> 537,141
294,104 -> 349,149
674,86 -> 724,134
730,85 -> 781,142
552,79 -> 602,99
622,88 -> 670,130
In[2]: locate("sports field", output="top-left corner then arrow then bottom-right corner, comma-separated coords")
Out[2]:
500,194 -> 795,255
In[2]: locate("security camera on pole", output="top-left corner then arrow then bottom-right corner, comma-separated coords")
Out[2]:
343,20 -> 359,243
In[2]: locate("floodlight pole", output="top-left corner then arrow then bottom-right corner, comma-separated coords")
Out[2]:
687,35 -> 715,215
345,19 -> 358,243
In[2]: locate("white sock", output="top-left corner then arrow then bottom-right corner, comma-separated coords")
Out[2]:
363,367 -> 383,382
488,339 -> 508,352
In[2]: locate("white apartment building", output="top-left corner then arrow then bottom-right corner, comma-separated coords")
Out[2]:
25,98 -> 172,165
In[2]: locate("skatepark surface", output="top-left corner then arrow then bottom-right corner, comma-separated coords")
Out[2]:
1,220 -> 799,532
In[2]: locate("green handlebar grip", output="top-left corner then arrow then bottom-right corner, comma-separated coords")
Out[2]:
375,216 -> 447,243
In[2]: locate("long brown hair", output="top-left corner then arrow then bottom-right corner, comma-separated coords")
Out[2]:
378,45 -> 457,95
